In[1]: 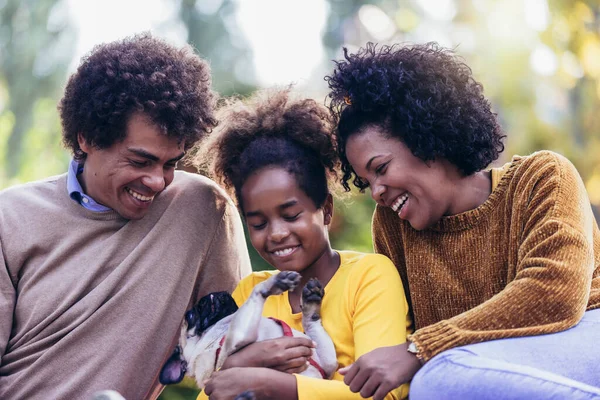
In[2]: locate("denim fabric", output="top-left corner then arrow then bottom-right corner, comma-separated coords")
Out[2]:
410,309 -> 600,399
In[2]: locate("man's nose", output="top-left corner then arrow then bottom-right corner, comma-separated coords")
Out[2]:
142,167 -> 166,193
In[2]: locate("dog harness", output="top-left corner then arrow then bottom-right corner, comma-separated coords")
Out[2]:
214,317 -> 328,379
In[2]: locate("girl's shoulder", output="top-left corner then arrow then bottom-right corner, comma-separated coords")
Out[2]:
338,250 -> 395,267
232,270 -> 279,304
337,250 -> 400,279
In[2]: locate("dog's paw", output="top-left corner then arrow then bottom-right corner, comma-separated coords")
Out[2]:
234,391 -> 256,400
262,271 -> 301,297
301,278 -> 324,320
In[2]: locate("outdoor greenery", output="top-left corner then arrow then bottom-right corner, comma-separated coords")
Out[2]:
1,0 -> 599,399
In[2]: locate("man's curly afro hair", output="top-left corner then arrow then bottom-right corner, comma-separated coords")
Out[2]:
59,33 -> 217,160
325,42 -> 505,192
195,87 -> 338,211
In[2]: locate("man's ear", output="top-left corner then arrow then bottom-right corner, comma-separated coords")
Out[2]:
77,133 -> 91,154
323,193 -> 334,226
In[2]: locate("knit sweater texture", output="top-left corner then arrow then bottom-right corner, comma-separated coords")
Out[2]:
0,171 -> 251,399
371,151 -> 600,362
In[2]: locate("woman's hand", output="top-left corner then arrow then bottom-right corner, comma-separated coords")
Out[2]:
221,337 -> 315,374
338,343 -> 422,400
204,367 -> 297,400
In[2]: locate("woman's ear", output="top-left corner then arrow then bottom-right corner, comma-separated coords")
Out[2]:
323,193 -> 334,226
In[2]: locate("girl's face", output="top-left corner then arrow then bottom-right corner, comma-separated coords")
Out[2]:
345,125 -> 455,230
240,167 -> 333,273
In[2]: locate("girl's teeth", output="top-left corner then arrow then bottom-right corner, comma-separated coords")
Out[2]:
274,247 -> 295,256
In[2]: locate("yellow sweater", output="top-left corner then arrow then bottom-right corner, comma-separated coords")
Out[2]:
198,251 -> 411,400
372,151 -> 600,362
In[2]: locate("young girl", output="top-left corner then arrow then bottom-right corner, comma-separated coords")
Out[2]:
194,89 -> 413,400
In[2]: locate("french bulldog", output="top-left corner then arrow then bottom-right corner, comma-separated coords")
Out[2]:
159,270 -> 337,395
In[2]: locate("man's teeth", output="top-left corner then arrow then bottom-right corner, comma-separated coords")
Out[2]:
273,247 -> 296,257
126,188 -> 153,202
391,193 -> 409,212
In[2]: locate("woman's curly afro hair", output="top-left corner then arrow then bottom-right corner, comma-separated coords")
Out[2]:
59,33 -> 217,160
195,87 -> 338,211
325,42 -> 505,192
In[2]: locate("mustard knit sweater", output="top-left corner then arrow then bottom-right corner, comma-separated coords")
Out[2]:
371,151 -> 600,362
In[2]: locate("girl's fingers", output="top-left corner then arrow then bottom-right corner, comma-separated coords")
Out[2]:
282,360 -> 310,374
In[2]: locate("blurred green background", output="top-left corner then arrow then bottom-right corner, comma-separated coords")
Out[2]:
1,0 -> 600,398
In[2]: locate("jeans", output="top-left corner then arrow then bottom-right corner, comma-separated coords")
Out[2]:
410,309 -> 600,399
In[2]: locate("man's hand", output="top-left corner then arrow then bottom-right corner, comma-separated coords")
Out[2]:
221,337 -> 315,374
338,343 -> 422,400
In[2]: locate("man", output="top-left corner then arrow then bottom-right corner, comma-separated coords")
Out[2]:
0,34 -> 251,399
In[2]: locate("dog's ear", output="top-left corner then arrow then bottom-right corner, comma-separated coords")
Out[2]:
194,291 -> 238,335
159,347 -> 187,385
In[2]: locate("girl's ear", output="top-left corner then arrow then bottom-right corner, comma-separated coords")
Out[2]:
323,193 -> 334,226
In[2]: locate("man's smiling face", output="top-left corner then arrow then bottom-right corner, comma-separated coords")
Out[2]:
78,112 -> 185,220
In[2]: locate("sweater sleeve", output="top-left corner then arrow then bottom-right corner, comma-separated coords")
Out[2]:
410,153 -> 596,361
0,236 -> 15,363
195,199 -> 252,298
296,255 -> 411,400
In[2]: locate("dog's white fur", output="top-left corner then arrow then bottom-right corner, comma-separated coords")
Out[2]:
180,271 -> 337,389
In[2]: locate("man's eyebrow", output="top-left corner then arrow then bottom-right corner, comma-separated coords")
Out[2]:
365,155 -> 382,171
127,148 -> 185,163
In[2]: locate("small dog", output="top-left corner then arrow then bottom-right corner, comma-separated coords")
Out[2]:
159,270 -> 337,395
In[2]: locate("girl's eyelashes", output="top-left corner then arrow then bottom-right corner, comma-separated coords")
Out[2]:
248,212 -> 302,230
251,221 -> 267,230
283,212 -> 301,221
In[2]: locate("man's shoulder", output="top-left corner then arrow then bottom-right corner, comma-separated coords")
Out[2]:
0,174 -> 65,203
163,171 -> 236,216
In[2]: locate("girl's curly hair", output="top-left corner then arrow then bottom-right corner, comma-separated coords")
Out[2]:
195,88 -> 338,210
59,33 -> 217,160
325,42 -> 505,192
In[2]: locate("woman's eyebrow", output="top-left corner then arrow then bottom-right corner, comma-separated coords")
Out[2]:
366,155 -> 383,171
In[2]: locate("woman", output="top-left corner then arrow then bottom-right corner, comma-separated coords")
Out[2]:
326,42 -> 600,400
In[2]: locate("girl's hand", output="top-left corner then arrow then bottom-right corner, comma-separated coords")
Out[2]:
204,367 -> 297,400
221,337 -> 315,373
338,343 -> 422,400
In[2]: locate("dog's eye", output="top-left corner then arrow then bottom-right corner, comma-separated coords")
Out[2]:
185,310 -> 196,326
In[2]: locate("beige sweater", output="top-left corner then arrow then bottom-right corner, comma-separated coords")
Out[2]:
372,151 -> 600,362
0,171 -> 251,399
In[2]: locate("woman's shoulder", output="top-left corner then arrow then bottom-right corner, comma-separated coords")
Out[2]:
503,150 -> 584,193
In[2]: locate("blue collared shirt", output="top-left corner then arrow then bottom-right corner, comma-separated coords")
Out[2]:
67,159 -> 112,212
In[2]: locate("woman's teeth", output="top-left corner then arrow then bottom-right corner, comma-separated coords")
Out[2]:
391,193 -> 409,214
126,187 -> 153,202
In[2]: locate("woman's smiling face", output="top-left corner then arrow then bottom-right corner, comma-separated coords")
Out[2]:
345,125 -> 454,230
240,167 -> 333,272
